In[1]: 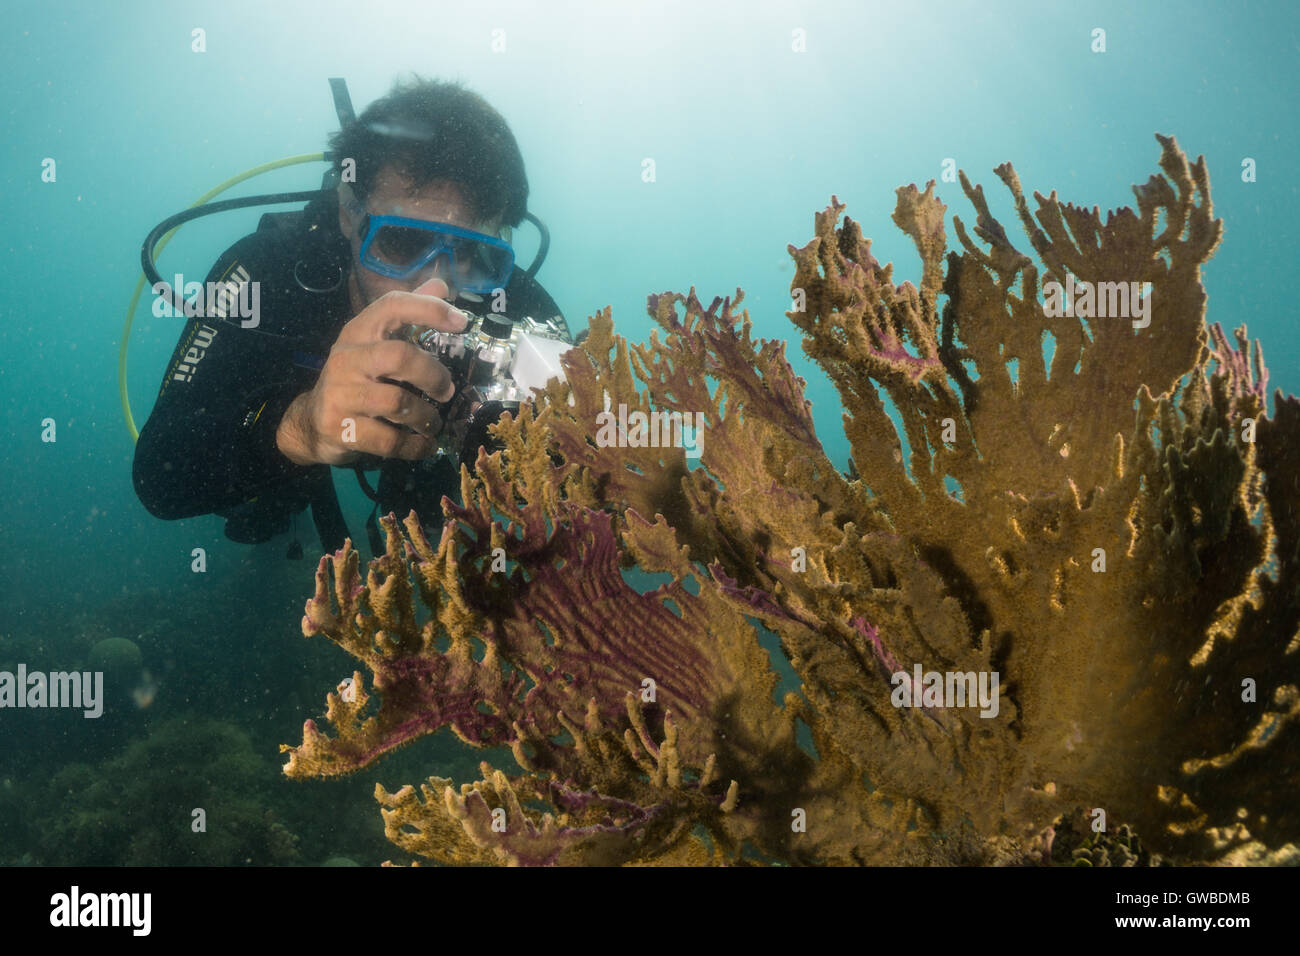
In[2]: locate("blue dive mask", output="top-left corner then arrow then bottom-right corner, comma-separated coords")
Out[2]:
356,213 -> 515,294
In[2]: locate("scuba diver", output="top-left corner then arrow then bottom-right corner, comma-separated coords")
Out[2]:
131,76 -> 573,558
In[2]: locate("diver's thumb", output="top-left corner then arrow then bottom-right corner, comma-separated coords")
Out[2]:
413,277 -> 449,298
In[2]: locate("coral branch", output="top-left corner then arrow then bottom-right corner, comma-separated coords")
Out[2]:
287,134 -> 1300,866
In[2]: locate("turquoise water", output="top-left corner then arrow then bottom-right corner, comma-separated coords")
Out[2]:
0,0 -> 1296,865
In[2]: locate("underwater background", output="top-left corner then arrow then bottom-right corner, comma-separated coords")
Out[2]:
0,0 -> 1296,865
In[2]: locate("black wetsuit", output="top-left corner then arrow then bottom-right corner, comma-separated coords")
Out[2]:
132,192 -> 570,556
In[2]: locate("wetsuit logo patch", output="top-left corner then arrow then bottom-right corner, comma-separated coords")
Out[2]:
170,323 -> 219,383
152,265 -> 261,328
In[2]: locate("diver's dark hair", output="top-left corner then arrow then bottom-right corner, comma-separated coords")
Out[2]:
328,75 -> 528,228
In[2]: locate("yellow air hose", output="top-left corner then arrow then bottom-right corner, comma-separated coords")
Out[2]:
119,153 -> 325,441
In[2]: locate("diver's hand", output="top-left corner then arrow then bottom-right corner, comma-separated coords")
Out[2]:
275,278 -> 470,466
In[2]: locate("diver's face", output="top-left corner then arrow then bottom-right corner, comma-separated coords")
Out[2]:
338,166 -> 502,312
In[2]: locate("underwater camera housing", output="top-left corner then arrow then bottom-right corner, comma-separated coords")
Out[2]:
392,312 -> 573,468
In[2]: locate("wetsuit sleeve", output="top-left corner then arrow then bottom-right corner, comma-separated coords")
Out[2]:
132,234 -> 315,520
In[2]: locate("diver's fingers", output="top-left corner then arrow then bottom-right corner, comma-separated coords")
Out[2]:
364,338 -> 455,403
346,381 -> 441,436
337,285 -> 470,346
412,276 -> 449,298
341,414 -> 438,461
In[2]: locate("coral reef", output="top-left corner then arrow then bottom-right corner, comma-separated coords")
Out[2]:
31,716 -> 298,865
284,135 -> 1300,865
1021,808 -> 1161,866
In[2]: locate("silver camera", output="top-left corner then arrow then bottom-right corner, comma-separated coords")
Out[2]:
392,312 -> 572,464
